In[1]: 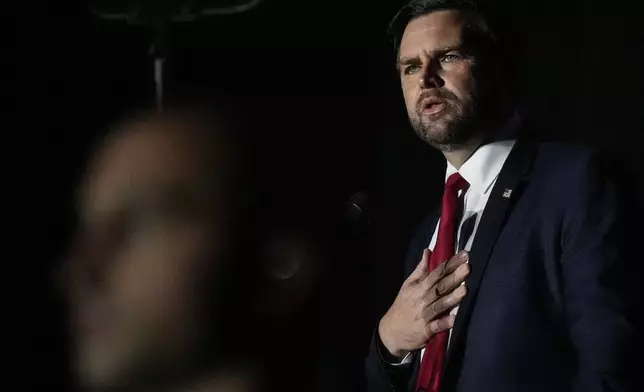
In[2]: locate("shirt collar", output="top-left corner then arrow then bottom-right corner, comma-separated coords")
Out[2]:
445,113 -> 521,194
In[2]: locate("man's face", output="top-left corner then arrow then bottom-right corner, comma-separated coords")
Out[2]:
398,10 -> 486,150
63,119 -> 232,390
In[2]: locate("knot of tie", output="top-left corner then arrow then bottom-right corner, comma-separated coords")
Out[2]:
445,172 -> 469,195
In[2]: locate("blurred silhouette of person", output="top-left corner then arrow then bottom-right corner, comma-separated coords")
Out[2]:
256,223 -> 329,390
59,98 -> 268,392
258,225 -> 327,323
255,219 -> 369,392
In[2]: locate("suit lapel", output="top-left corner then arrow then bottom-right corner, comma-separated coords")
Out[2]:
441,137 -> 538,383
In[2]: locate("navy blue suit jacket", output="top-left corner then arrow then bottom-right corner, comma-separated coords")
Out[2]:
365,136 -> 642,392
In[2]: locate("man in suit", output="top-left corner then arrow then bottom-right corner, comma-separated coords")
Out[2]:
365,1 -> 641,391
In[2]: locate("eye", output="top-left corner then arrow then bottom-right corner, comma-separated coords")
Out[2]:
118,207 -> 168,243
440,53 -> 462,63
403,64 -> 421,75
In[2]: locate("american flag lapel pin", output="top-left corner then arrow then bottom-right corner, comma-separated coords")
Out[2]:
502,188 -> 513,199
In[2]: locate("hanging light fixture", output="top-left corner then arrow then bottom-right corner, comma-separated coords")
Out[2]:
89,0 -> 268,111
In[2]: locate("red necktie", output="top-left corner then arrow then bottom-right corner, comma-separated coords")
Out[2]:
416,172 -> 469,392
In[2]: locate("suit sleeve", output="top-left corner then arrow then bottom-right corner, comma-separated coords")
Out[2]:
365,212 -> 437,392
560,153 -> 642,392
365,328 -> 417,392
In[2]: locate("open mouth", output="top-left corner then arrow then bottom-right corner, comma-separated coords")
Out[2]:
420,97 -> 447,116
422,101 -> 446,115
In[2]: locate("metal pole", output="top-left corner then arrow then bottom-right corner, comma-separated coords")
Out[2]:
153,57 -> 164,112
149,20 -> 168,112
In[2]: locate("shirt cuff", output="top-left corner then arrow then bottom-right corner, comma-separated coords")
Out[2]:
388,351 -> 414,366
375,330 -> 415,367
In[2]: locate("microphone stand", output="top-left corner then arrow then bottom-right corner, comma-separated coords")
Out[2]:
148,18 -> 169,112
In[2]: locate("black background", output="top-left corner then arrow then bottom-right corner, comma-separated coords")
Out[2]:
14,0 -> 644,390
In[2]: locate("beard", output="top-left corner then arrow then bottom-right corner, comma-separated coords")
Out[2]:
409,89 -> 481,152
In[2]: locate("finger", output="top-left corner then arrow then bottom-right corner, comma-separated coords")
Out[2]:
407,248 -> 431,283
425,314 -> 456,338
423,250 -> 468,289
445,250 -> 469,272
424,284 -> 468,320
433,262 -> 470,298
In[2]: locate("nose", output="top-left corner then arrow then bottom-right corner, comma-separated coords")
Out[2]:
419,59 -> 443,89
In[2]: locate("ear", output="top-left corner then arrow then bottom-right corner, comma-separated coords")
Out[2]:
252,230 -> 304,322
262,232 -> 304,281
252,227 -> 328,323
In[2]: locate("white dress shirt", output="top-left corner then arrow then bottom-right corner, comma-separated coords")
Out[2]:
396,118 -> 519,366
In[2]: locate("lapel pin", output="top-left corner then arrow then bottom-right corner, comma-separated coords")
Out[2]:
502,188 -> 513,199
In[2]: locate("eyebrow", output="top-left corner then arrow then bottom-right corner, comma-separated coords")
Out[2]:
397,44 -> 464,69
79,182 -> 210,224
135,183 -> 211,211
